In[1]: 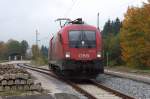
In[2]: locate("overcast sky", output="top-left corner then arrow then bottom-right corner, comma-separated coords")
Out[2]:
0,0 -> 147,46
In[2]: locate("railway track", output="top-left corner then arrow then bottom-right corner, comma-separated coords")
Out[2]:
17,63 -> 134,99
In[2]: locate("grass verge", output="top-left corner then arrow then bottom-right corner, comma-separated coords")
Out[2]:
0,91 -> 36,96
31,57 -> 48,66
106,65 -> 150,76
0,60 -> 8,63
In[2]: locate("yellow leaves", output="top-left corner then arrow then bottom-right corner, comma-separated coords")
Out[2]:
32,45 -> 40,59
0,42 -> 7,54
120,2 -> 150,67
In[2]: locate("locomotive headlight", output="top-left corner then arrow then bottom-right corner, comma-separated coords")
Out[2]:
97,52 -> 101,58
65,52 -> 70,58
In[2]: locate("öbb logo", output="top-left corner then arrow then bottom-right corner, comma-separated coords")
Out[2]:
78,54 -> 90,58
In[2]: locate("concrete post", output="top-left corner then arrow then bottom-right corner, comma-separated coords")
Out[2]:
21,56 -> 23,61
8,56 -> 11,61
14,56 -> 17,61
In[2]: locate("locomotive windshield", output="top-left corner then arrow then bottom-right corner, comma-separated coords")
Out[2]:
69,30 -> 96,48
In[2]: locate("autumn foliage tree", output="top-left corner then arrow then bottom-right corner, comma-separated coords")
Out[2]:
31,45 -> 48,65
120,2 -> 150,68
0,39 -> 29,60
31,45 -> 40,59
0,42 -> 8,60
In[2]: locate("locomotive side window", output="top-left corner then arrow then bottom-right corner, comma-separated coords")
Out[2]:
69,30 -> 96,48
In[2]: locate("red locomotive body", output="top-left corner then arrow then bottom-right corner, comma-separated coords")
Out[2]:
48,19 -> 103,79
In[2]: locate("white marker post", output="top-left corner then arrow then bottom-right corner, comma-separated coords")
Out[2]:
8,56 -> 11,61
21,56 -> 23,61
14,56 -> 17,61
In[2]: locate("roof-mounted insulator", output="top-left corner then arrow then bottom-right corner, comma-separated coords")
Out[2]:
55,18 -> 84,28
71,18 -> 84,24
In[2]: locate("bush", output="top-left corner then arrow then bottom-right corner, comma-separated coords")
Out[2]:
31,56 -> 48,66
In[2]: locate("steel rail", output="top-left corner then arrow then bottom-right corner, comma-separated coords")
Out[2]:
90,80 -> 134,99
18,63 -> 135,99
17,63 -> 97,99
23,64 -> 50,72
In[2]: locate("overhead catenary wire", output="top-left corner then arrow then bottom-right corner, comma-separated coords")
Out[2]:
38,0 -> 142,47
33,2 -> 79,47
64,0 -> 78,18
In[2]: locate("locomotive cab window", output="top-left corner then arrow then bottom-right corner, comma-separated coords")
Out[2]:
69,30 -> 96,48
69,31 -> 82,41
84,31 -> 96,41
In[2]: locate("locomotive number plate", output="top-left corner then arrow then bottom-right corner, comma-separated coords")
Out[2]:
78,54 -> 90,58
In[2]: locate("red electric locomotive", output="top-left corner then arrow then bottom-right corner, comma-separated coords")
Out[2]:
48,18 -> 103,79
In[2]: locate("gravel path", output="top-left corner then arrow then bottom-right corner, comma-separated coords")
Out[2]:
96,74 -> 150,99
0,61 -> 30,65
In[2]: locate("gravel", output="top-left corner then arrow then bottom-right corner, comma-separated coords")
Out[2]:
96,74 -> 150,99
26,69 -> 87,99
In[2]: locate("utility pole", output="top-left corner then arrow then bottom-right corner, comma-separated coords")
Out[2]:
106,52 -> 109,67
97,12 -> 100,30
35,29 -> 39,57
36,29 -> 38,46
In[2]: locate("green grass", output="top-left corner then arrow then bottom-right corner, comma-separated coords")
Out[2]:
31,57 -> 48,66
0,90 -> 48,96
106,65 -> 150,75
0,91 -> 32,96
133,69 -> 150,74
0,60 -> 8,63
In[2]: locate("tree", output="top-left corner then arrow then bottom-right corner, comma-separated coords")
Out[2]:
20,40 -> 29,57
6,39 -> 22,57
102,18 -> 122,66
41,45 -> 48,58
0,39 -> 29,60
103,34 -> 122,65
0,42 -> 8,60
112,18 -> 122,35
31,45 -> 40,59
31,45 -> 48,65
102,19 -> 112,37
120,2 -> 150,68
103,18 -> 122,37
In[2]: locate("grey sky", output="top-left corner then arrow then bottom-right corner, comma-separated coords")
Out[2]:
0,0 -> 147,46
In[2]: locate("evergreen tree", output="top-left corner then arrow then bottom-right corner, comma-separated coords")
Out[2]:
102,19 -> 112,37
102,18 -> 122,66
20,40 -> 29,57
103,18 -> 122,37
113,18 -> 122,35
41,45 -> 48,58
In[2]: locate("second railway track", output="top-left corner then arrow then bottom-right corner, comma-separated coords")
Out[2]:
17,63 -> 134,99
